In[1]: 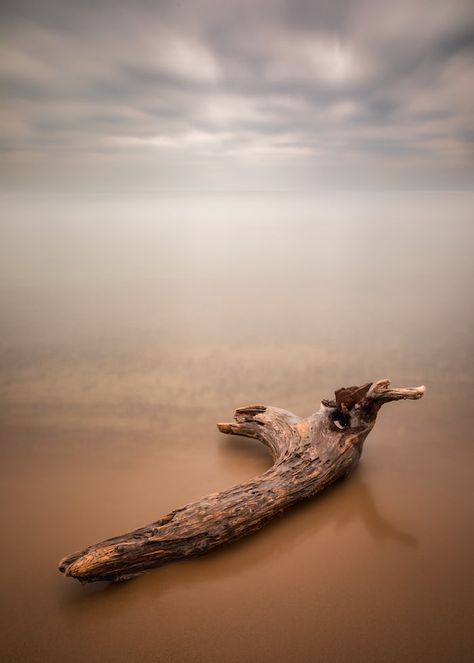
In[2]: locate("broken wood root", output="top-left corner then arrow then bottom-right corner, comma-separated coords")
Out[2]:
58,378 -> 425,583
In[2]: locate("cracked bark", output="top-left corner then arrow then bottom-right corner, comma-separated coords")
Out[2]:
58,378 -> 425,583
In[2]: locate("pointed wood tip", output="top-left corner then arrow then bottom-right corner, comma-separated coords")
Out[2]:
368,380 -> 426,402
217,422 -> 234,433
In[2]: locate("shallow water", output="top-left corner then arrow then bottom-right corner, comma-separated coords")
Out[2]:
0,191 -> 473,662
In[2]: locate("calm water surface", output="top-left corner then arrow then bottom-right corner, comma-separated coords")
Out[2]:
0,192 -> 473,662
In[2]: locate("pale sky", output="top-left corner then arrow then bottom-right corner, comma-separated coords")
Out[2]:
1,0 -> 473,190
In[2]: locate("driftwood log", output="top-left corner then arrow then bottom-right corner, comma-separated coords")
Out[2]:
59,378 -> 425,583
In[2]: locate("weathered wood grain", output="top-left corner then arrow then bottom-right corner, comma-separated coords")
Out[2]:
58,379 -> 425,583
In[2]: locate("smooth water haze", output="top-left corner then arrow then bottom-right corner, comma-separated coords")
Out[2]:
0,191 -> 473,662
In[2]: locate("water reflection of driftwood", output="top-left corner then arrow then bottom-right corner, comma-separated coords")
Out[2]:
332,477 -> 417,546
219,431 -> 417,547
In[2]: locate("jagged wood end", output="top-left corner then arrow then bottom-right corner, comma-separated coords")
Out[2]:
367,379 -> 426,402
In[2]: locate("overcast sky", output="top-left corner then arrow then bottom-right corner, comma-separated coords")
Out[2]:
1,0 -> 473,190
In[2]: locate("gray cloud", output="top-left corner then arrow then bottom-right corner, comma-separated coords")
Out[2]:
0,0 -> 473,189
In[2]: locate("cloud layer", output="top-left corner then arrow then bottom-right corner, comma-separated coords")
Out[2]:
1,0 -> 473,189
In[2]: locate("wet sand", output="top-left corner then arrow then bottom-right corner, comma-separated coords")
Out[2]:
0,191 -> 473,662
